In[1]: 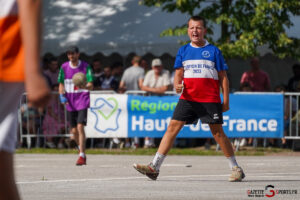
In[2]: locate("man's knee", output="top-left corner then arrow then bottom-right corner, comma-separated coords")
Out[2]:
166,120 -> 185,134
77,123 -> 85,133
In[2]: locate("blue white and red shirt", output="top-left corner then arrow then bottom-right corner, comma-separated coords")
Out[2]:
58,60 -> 93,111
174,41 -> 228,103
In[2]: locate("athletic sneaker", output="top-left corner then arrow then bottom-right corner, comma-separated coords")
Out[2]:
76,156 -> 86,166
133,163 -> 159,180
228,166 -> 245,182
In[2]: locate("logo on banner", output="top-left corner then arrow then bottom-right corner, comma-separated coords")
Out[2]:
90,97 -> 121,133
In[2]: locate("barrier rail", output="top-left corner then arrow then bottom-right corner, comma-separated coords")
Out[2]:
18,91 -> 300,149
18,92 -> 69,148
284,93 -> 300,140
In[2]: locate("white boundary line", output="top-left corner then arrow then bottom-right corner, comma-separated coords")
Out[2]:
17,172 -> 300,185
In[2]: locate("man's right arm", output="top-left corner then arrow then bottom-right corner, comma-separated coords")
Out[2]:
18,0 -> 50,107
173,68 -> 184,94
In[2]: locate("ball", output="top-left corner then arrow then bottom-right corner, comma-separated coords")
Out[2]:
72,72 -> 87,88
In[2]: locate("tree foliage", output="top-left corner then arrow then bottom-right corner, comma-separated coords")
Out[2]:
139,0 -> 300,59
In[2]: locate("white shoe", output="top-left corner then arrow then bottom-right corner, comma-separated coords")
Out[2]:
240,138 -> 247,147
46,142 -> 56,148
57,143 -> 64,149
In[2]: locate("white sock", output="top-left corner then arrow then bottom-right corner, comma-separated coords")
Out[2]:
79,152 -> 85,158
152,152 -> 166,171
227,156 -> 238,169
78,145 -> 80,150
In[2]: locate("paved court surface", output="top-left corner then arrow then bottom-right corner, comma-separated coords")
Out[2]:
15,154 -> 300,200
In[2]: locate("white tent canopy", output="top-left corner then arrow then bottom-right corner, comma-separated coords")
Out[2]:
42,0 -> 190,56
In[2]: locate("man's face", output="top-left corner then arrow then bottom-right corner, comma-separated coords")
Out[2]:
188,19 -> 206,45
93,61 -> 102,73
49,61 -> 58,72
103,67 -> 111,77
67,51 -> 79,62
140,60 -> 149,70
153,65 -> 163,75
250,58 -> 259,70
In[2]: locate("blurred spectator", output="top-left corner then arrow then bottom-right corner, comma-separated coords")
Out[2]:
239,82 -> 252,92
240,57 -> 271,91
94,65 -> 119,92
44,57 -> 59,87
142,58 -> 171,95
234,82 -> 253,148
19,101 -> 42,147
240,57 -> 271,147
287,63 -> 300,92
111,61 -> 124,84
141,58 -> 171,148
275,85 -> 297,148
43,84 -> 67,148
140,58 -> 150,74
119,55 -> 145,148
119,55 -> 144,93
92,58 -> 103,90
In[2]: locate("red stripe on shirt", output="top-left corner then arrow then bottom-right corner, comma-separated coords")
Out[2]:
180,78 -> 221,103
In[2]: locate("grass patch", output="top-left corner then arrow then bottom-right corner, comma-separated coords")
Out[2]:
16,146 -> 292,156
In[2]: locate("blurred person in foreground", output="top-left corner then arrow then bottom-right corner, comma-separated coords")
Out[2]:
0,0 -> 50,199
141,58 -> 171,148
133,16 -> 245,182
58,46 -> 93,165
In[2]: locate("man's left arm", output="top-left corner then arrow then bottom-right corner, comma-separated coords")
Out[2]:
218,70 -> 230,112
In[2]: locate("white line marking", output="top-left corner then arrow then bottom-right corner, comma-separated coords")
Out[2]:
17,172 -> 300,185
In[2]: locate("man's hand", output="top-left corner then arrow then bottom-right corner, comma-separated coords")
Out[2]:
222,103 -> 229,112
59,94 -> 68,104
175,83 -> 184,94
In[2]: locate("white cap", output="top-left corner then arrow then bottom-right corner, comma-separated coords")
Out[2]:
151,58 -> 162,67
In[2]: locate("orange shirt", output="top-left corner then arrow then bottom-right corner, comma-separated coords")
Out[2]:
0,0 -> 25,82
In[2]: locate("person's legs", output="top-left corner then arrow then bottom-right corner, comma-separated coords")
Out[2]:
133,120 -> 185,180
71,127 -> 79,147
75,109 -> 87,165
157,120 -> 185,155
209,124 -> 245,181
0,82 -> 24,200
0,152 -> 20,200
209,124 -> 234,158
77,123 -> 86,154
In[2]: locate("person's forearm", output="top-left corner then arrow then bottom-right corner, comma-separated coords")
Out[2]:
18,0 -> 42,76
155,86 -> 168,94
86,82 -> 93,90
141,85 -> 153,93
59,83 -> 65,94
221,75 -> 230,105
173,69 -> 183,89
142,85 -> 168,94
